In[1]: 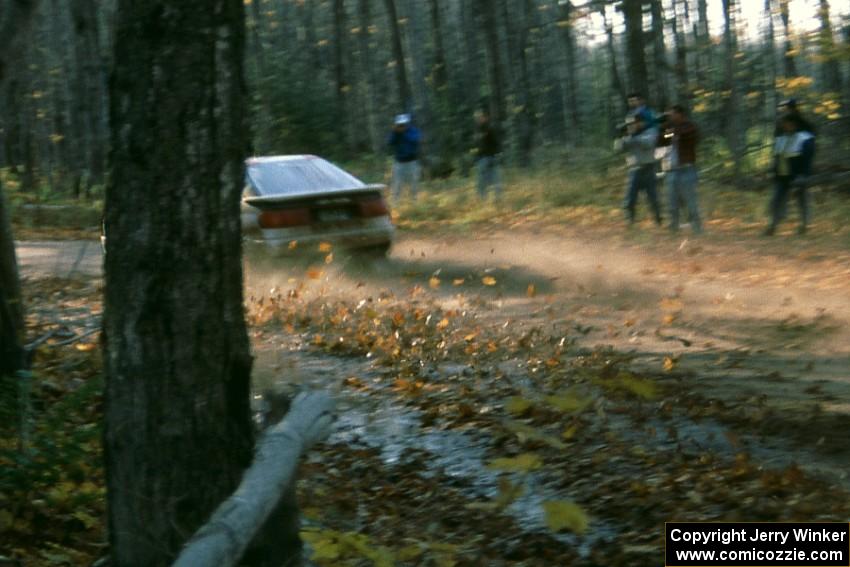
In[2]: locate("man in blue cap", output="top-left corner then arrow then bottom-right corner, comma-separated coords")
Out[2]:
387,114 -> 422,201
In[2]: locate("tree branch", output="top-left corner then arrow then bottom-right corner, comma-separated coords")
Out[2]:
172,391 -> 336,567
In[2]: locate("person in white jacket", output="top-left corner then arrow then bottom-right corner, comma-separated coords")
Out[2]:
616,113 -> 662,226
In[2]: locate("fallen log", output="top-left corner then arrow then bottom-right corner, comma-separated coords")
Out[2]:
172,391 -> 335,567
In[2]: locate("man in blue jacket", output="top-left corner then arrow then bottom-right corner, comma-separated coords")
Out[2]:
387,114 -> 421,201
765,114 -> 815,236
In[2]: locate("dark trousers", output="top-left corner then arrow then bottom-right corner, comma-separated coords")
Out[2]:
769,176 -> 809,230
624,164 -> 662,224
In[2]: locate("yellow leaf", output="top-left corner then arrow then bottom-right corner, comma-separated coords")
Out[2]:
618,375 -> 658,399
545,392 -> 590,413
429,276 -> 441,289
505,396 -> 533,415
487,453 -> 543,473
324,253 -> 334,264
663,356 -> 677,372
562,424 -> 579,440
0,509 -> 13,532
543,500 -> 589,534
75,342 -> 96,352
306,268 -> 323,280
288,240 -> 298,250
494,477 -> 525,509
503,419 -> 566,449
452,278 -> 465,286
437,318 -> 450,330
397,544 -> 424,560
482,276 -> 497,286
318,242 -> 333,252
527,283 -> 536,297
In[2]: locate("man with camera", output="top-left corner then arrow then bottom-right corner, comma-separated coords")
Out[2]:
658,104 -> 702,234
616,112 -> 662,227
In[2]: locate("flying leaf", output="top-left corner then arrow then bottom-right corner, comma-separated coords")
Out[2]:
543,501 -> 589,534
318,242 -> 333,253
562,424 -> 579,441
494,477 -> 525,509
487,453 -> 543,473
429,276 -> 441,289
527,283 -> 536,297
663,356 -> 677,372
545,392 -> 590,413
618,375 -> 658,399
482,276 -> 497,286
453,278 -> 465,286
288,240 -> 298,250
324,253 -> 334,264
306,268 -> 323,280
503,419 -> 566,449
505,397 -> 533,415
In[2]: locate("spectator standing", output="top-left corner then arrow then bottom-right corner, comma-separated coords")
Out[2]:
616,113 -> 662,227
475,110 -> 503,201
765,115 -> 815,236
627,92 -> 656,127
659,105 -> 702,234
387,114 -> 421,201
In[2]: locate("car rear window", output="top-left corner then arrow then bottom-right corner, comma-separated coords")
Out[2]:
246,158 -> 364,196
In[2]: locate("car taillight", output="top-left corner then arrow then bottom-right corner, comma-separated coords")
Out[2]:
258,208 -> 311,228
358,197 -> 389,218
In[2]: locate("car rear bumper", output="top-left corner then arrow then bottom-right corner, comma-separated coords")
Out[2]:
248,217 -> 394,254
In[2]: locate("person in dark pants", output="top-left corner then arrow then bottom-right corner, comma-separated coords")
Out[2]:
475,109 -> 503,200
616,113 -> 662,226
765,114 -> 815,236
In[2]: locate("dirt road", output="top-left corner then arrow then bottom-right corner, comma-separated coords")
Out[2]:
18,230 -> 850,562
18,229 -> 850,471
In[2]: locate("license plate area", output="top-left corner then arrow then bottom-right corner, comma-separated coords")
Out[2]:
315,208 -> 353,223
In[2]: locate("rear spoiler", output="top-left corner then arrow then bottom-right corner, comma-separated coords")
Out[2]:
244,184 -> 387,208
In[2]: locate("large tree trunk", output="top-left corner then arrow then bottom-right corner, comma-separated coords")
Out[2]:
333,0 -> 352,153
601,6 -> 626,120
817,0 -> 843,93
650,0 -> 670,109
357,0 -> 380,152
103,1 -> 295,565
477,0 -> 505,125
779,0 -> 798,77
70,0 -> 107,189
557,0 -> 581,134
721,0 -> 744,175
671,0 -> 691,104
622,0 -> 649,99
383,0 -> 412,111
0,0 -> 40,384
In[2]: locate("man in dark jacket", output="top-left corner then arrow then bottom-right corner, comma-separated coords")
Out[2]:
766,114 -> 815,235
659,104 -> 702,233
475,110 -> 502,200
387,114 -> 421,201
